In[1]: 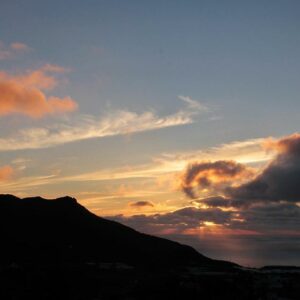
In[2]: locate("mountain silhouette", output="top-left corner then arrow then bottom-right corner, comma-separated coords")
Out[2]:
0,194 -> 234,269
0,194 -> 299,300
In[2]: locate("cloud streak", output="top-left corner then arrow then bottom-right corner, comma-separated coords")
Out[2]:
0,97 -> 205,151
4,136 -> 271,189
156,137 -> 272,168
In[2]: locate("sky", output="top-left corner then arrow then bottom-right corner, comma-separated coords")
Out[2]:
0,0 -> 299,267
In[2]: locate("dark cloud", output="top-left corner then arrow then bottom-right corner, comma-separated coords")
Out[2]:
168,206 -> 232,226
109,202 -> 300,266
129,201 -> 154,208
227,134 -> 300,204
110,206 -> 233,234
113,202 -> 300,236
236,202 -> 300,232
181,160 -> 253,199
194,196 -> 231,207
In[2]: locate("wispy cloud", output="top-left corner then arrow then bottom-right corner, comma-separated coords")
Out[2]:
0,136 -> 276,197
0,174 -> 57,191
0,41 -> 31,60
51,136 -> 274,185
0,96 -> 206,151
177,95 -> 208,111
158,137 -> 272,165
10,42 -> 31,52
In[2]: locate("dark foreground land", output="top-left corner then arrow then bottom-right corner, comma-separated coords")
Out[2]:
0,194 -> 299,299
1,262 -> 300,300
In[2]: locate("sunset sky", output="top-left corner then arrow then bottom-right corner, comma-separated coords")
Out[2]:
0,0 -> 299,266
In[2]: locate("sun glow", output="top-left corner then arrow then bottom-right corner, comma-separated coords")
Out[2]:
203,221 -> 216,227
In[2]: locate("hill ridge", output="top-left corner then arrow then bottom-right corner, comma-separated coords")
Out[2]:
0,194 -> 235,269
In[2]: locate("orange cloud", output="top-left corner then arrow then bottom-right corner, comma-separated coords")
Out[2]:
10,42 -> 30,52
263,133 -> 300,155
0,66 -> 77,118
2,70 -> 57,90
181,160 -> 254,199
0,165 -> 14,181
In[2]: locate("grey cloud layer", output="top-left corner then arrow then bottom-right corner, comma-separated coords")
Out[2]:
111,206 -> 233,234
